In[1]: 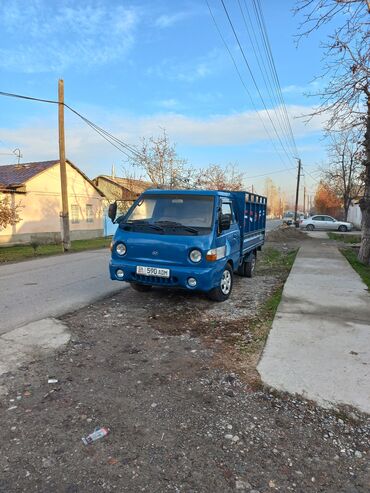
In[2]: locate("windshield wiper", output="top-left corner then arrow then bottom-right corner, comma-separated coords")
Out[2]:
154,221 -> 199,234
122,220 -> 164,231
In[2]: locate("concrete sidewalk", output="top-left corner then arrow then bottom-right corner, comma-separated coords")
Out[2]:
258,239 -> 370,414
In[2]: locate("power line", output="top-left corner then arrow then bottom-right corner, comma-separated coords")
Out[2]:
245,166 -> 297,179
252,0 -> 299,157
0,90 -> 58,105
0,89 -> 146,162
219,0 -> 296,167
237,0 -> 295,157
303,167 -> 321,184
205,0 -> 295,173
64,104 -> 144,160
0,86 -> 300,182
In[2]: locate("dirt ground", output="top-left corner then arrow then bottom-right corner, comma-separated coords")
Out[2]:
0,229 -> 369,493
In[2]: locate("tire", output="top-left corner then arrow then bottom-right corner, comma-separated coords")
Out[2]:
244,252 -> 256,278
338,225 -> 347,232
130,283 -> 152,292
238,252 -> 256,278
208,264 -> 233,302
306,224 -> 314,231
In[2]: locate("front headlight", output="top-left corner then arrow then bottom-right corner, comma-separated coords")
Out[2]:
189,249 -> 202,263
116,243 -> 127,256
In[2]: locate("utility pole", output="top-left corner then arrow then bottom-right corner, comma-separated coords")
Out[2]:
303,186 -> 307,216
58,79 -> 70,251
294,159 -> 302,227
278,187 -> 282,218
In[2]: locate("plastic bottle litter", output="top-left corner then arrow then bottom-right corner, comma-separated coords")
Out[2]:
82,427 -> 110,445
48,378 -> 59,384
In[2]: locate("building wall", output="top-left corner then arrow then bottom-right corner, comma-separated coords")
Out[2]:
95,177 -> 124,201
0,162 -> 104,245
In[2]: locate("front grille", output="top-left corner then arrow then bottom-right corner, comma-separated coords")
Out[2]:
132,274 -> 178,286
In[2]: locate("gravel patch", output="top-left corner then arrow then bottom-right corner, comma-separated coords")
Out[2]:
0,232 -> 368,492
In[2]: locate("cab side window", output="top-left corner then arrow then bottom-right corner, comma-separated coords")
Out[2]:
221,202 -> 235,223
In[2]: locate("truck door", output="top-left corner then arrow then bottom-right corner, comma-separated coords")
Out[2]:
221,199 -> 240,264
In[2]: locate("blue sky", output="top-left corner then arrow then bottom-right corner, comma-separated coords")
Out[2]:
0,0 -> 331,202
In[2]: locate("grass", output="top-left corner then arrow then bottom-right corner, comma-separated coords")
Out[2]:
237,247 -> 298,355
341,248 -> 370,290
257,246 -> 298,276
328,232 -> 361,244
0,237 -> 112,263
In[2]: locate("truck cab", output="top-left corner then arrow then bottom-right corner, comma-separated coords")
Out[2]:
109,189 -> 266,301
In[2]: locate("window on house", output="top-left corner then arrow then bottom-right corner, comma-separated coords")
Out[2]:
86,204 -> 94,223
71,205 -> 79,224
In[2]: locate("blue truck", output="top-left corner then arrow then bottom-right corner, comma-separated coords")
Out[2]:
109,189 -> 266,302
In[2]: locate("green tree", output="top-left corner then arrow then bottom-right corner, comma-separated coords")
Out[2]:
0,195 -> 22,229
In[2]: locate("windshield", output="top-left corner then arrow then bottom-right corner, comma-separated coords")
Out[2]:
123,194 -> 214,233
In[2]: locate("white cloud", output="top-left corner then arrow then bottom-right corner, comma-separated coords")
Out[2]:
156,99 -> 179,109
155,12 -> 189,28
0,104 -> 325,171
129,105 -> 325,146
0,0 -> 139,73
282,81 -> 322,95
146,49 -> 224,83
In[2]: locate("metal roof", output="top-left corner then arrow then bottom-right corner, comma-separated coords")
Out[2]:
0,160 -> 105,196
0,160 -> 59,187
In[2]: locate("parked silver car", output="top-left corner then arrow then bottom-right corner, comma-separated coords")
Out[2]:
300,215 -> 353,232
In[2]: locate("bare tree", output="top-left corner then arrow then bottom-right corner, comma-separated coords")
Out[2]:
129,130 -> 193,189
322,129 -> 365,219
295,0 -> 370,263
0,195 -> 22,229
195,163 -> 244,191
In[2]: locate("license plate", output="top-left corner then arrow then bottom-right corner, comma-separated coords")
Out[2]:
136,266 -> 170,278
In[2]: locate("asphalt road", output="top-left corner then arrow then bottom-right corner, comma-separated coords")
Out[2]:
266,219 -> 282,231
0,249 -> 125,335
0,220 -> 281,335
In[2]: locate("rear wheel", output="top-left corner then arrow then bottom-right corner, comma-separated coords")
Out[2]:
306,224 -> 314,231
237,252 -> 256,278
338,225 -> 347,232
244,252 -> 256,278
208,264 -> 233,302
131,283 -> 152,292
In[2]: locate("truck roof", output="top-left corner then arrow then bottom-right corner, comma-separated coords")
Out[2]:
143,189 -> 243,197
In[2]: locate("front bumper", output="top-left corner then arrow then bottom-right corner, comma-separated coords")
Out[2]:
109,259 -> 225,292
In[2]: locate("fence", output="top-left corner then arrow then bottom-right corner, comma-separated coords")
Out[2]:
348,204 -> 362,229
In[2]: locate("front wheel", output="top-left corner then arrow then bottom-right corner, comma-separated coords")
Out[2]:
208,264 -> 233,302
338,225 -> 347,232
131,283 -> 152,292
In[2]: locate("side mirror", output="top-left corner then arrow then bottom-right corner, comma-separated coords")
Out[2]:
108,202 -> 117,223
219,213 -> 231,231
